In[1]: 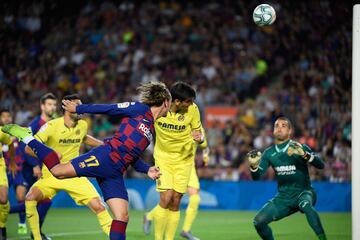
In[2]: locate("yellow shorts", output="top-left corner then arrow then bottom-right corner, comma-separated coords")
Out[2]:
156,161 -> 193,194
0,159 -> 8,187
187,165 -> 200,189
32,175 -> 100,205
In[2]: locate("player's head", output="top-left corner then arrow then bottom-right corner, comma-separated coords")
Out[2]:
273,116 -> 293,142
62,94 -> 82,120
0,109 -> 12,125
170,81 -> 196,113
137,81 -> 171,118
40,93 -> 57,118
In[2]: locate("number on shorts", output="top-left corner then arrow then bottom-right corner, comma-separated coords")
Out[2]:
84,155 -> 99,167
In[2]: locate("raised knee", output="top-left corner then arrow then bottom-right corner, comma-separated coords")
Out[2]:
90,199 -> 106,214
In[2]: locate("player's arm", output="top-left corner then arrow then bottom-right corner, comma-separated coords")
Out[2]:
190,105 -> 205,144
287,142 -> 324,169
62,100 -> 139,117
247,150 -> 270,180
130,158 -> 150,174
198,127 -> 210,166
83,134 -> 104,147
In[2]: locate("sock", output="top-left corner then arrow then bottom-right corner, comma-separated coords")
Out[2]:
109,220 -> 127,240
27,139 -> 59,169
26,200 -> 41,240
165,210 -> 180,240
153,205 -> 168,240
0,201 -> 10,228
182,194 -> 200,232
10,201 -> 25,213
38,198 -> 52,229
300,202 -> 326,239
97,210 -> 112,235
146,205 -> 158,221
18,201 -> 26,224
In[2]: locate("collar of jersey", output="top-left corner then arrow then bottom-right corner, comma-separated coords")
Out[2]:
275,139 -> 292,153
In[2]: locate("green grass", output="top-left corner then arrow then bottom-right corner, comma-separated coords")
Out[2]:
6,209 -> 351,240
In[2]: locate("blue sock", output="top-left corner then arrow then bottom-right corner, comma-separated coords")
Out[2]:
27,139 -> 59,169
37,199 -> 52,228
110,220 -> 127,240
18,201 -> 26,224
10,202 -> 25,213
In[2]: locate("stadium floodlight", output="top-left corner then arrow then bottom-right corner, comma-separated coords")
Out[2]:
352,4 -> 360,240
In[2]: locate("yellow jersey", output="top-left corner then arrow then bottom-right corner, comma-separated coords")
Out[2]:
35,117 -> 88,177
154,103 -> 204,163
0,130 -> 12,165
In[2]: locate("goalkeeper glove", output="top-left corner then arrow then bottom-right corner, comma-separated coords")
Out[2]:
202,147 -> 210,166
246,150 -> 262,170
287,141 -> 312,161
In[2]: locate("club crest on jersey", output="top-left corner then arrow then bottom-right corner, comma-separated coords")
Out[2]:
178,115 -> 185,121
138,123 -> 153,142
75,129 -> 81,135
79,162 -> 86,168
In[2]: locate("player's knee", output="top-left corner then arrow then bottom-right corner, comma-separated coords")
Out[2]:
89,198 -> 106,214
0,189 -> 8,204
253,215 -> 267,229
298,200 -> 313,213
0,196 -> 7,204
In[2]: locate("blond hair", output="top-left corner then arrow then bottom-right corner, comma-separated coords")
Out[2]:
137,81 -> 171,107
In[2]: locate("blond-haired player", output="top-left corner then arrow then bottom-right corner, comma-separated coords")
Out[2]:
24,94 -> 112,240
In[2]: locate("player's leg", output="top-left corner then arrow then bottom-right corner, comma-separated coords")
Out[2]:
25,186 -> 46,240
297,191 -> 327,240
165,162 -> 192,240
15,183 -> 27,234
0,163 -> 9,240
253,198 -> 292,240
65,177 -> 112,236
181,166 -> 200,240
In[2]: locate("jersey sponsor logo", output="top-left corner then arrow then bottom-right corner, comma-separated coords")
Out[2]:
138,123 -> 153,142
117,102 -> 130,108
274,165 -> 296,175
59,138 -> 81,144
157,121 -> 186,131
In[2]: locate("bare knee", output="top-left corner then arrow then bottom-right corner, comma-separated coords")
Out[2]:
0,187 -> 8,204
50,164 -> 76,179
88,198 -> 106,214
159,190 -> 174,208
169,192 -> 183,211
25,187 -> 43,202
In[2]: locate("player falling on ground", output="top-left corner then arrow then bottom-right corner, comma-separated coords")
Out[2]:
2,81 -> 171,240
23,94 -> 112,240
0,119 -> 15,240
1,109 -> 27,235
247,116 -> 327,240
143,82 -> 206,240
12,93 -> 57,240
144,127 -> 209,240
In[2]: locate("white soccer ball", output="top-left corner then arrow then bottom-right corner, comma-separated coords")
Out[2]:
253,4 -> 276,26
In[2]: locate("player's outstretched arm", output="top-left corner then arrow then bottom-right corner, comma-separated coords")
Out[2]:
83,134 -> 104,147
247,149 -> 269,180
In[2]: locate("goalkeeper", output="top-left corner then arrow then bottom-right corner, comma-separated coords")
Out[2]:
247,116 -> 327,240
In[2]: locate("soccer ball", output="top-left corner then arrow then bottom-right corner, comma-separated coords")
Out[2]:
253,4 -> 276,26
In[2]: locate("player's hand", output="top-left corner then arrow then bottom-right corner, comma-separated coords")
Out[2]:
62,100 -> 78,113
147,166 -> 161,180
33,165 -> 42,179
287,141 -> 306,157
192,130 -> 204,143
246,150 -> 262,169
202,147 -> 210,166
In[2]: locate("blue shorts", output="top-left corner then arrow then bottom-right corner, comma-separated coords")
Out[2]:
71,145 -> 128,201
7,170 -> 26,188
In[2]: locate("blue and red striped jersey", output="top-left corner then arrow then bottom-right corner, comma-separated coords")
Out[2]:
29,115 -> 47,134
76,102 -> 155,172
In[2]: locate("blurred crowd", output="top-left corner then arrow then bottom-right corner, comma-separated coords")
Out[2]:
0,1 -> 352,182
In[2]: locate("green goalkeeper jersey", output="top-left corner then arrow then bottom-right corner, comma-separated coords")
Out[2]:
251,139 -> 324,194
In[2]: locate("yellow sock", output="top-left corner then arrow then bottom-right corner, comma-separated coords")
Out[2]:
182,194 -> 200,232
96,210 -> 112,235
0,201 -> 9,228
165,210 -> 180,240
146,205 -> 158,221
154,205 -> 168,240
26,200 -> 41,240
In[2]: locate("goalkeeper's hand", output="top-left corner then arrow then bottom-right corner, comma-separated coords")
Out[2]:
246,150 -> 262,170
202,147 -> 210,166
287,141 -> 312,161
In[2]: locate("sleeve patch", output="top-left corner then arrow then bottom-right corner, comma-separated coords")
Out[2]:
117,102 -> 130,108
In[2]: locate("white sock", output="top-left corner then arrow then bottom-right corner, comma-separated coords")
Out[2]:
23,136 -> 35,145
